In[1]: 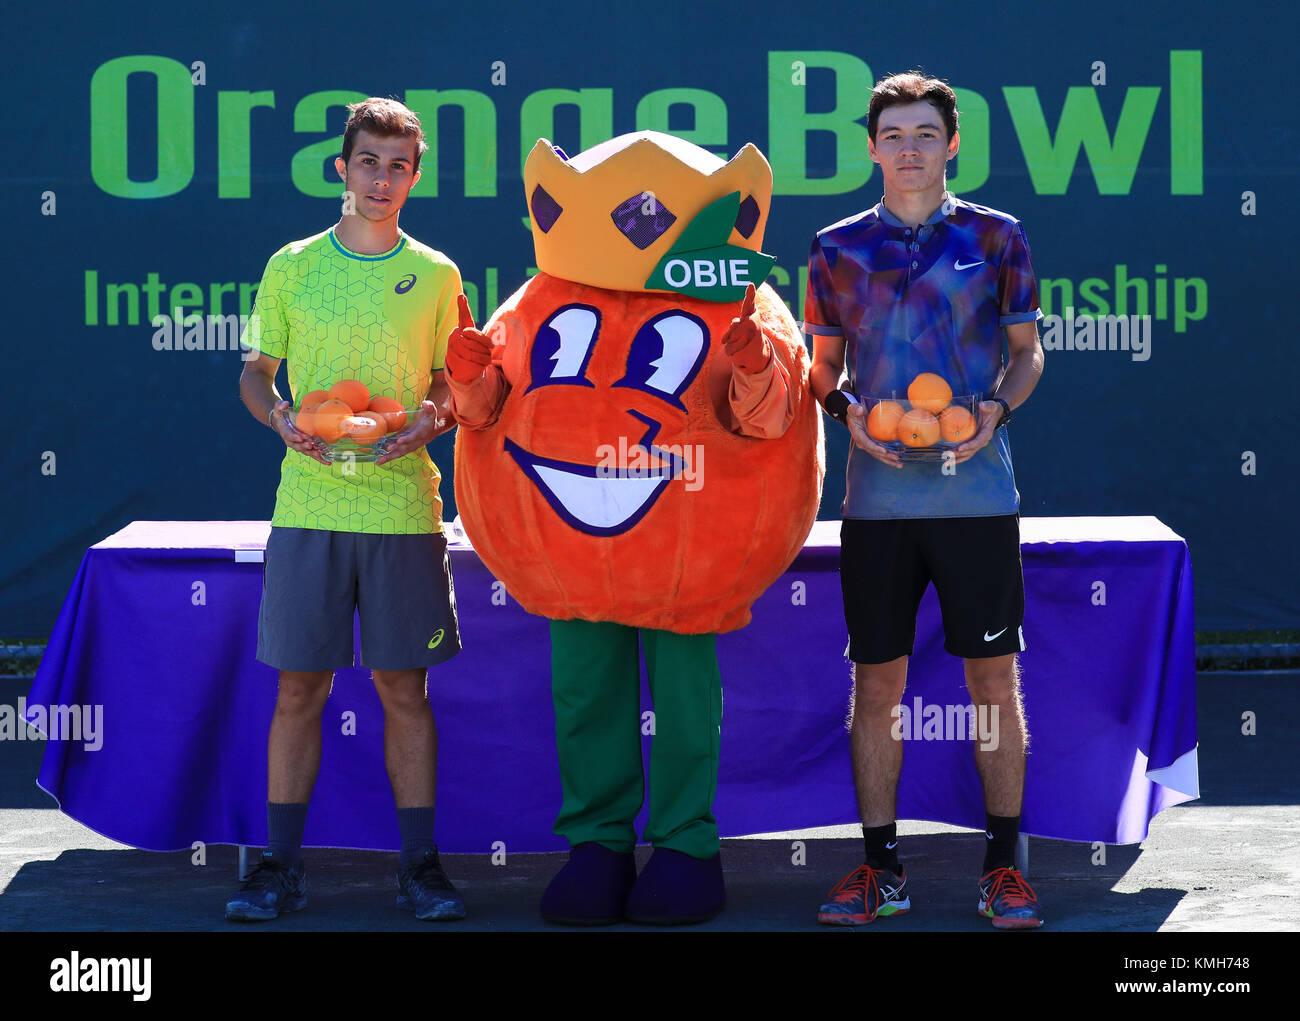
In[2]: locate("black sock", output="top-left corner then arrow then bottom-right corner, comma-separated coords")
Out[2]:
982,812 -> 1020,873
863,823 -> 900,874
266,802 -> 309,866
397,806 -> 437,868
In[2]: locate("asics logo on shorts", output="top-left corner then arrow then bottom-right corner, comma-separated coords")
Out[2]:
428,628 -> 445,649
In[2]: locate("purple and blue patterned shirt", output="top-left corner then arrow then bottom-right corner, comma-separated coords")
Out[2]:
804,193 -> 1042,519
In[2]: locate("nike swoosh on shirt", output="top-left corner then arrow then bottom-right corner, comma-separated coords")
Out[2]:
954,259 -> 985,270
984,628 -> 1008,642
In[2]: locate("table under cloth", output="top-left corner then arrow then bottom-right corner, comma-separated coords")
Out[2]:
25,517 -> 1197,852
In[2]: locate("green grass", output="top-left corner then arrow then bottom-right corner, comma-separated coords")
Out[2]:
1195,631 -> 1300,671
1196,629 -> 1299,644
1,641 -> 45,679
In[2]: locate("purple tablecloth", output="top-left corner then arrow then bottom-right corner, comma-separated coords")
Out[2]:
26,517 -> 1197,852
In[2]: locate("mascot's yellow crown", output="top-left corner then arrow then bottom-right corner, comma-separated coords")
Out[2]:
524,131 -> 774,293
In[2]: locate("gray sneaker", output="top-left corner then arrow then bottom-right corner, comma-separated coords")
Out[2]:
225,852 -> 307,922
396,848 -> 466,921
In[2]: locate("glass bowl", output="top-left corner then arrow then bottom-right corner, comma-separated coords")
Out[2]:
860,393 -> 982,463
287,401 -> 416,464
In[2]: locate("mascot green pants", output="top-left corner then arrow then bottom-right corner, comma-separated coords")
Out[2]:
550,621 -> 722,859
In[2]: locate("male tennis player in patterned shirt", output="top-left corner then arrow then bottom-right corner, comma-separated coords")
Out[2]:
233,97 -> 466,922
806,71 -> 1047,929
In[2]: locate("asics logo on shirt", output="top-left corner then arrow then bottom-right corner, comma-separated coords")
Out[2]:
954,259 -> 985,271
395,274 -> 417,294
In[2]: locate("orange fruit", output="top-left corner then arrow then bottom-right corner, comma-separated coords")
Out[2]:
898,409 -> 941,447
298,389 -> 332,411
294,389 -> 332,436
342,414 -> 386,444
939,405 -> 976,443
866,400 -> 904,442
313,398 -> 353,443
907,373 -> 952,415
367,395 -> 407,433
329,379 -> 371,413
294,407 -> 318,436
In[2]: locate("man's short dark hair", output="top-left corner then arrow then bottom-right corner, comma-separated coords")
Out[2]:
868,72 -> 959,143
341,97 -> 428,172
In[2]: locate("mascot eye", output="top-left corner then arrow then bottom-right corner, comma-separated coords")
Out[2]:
613,311 -> 709,410
527,304 -> 601,391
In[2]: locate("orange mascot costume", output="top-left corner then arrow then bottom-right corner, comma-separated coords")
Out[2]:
447,131 -> 822,924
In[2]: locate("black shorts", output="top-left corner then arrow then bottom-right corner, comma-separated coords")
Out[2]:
257,527 -> 461,672
840,514 -> 1025,664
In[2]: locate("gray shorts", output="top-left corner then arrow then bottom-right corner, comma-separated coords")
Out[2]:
257,527 -> 461,671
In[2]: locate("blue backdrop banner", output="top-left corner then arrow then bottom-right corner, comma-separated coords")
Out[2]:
5,0 -> 1298,633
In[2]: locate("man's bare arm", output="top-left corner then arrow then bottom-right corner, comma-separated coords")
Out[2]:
810,333 -> 902,469
239,351 -> 328,463
239,351 -> 284,427
808,334 -> 847,405
373,369 -> 455,465
952,318 -> 1045,463
425,369 -> 456,440
992,319 -> 1045,411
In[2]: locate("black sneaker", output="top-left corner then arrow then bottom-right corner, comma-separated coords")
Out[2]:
397,848 -> 467,921
225,852 -> 307,922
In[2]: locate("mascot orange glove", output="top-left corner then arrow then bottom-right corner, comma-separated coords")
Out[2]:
720,284 -> 772,374
445,293 -> 494,384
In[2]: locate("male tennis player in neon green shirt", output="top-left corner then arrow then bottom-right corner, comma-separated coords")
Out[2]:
233,97 -> 466,922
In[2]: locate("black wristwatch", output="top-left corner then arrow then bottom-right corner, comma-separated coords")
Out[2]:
823,389 -> 859,424
990,397 -> 1012,428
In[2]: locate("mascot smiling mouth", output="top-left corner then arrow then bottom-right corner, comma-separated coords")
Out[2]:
503,410 -> 689,537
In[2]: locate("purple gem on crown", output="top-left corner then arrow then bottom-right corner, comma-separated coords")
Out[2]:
611,193 -> 677,250
734,195 -> 760,239
531,185 -> 563,233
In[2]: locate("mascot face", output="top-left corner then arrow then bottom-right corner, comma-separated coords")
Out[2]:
502,286 -> 714,537
455,132 -> 823,634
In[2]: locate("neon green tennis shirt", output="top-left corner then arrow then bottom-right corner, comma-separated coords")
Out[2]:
244,227 -> 461,534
